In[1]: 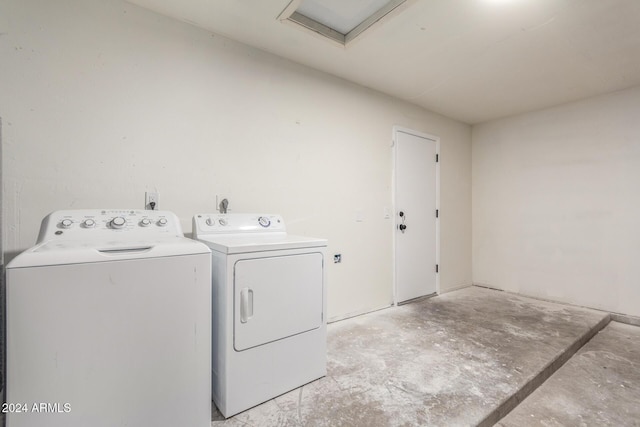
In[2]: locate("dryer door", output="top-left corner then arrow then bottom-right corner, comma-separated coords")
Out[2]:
233,252 -> 323,351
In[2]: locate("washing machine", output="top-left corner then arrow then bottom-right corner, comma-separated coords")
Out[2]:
5,209 -> 212,427
192,213 -> 327,417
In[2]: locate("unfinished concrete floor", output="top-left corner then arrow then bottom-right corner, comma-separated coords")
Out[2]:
210,286 -> 634,426
498,321 -> 640,426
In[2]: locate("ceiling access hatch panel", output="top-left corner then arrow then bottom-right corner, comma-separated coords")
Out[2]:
279,0 -> 412,46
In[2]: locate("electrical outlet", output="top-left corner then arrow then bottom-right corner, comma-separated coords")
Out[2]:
216,195 -> 230,213
145,191 -> 159,210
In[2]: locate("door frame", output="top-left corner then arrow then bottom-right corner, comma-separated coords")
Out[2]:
391,125 -> 441,305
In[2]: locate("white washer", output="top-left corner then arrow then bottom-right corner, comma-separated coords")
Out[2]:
5,210 -> 212,427
192,213 -> 327,417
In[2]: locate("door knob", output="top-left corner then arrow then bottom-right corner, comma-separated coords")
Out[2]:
398,211 -> 407,233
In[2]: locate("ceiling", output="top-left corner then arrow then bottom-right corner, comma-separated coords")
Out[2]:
127,0 -> 640,124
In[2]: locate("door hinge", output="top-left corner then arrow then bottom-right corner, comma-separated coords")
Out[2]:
436,209 -> 439,218
436,264 -> 439,273
436,154 -> 439,162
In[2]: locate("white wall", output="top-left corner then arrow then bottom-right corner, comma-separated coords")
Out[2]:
473,86 -> 640,317
0,0 -> 472,321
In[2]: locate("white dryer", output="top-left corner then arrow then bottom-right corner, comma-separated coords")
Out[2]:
192,213 -> 327,417
6,210 -> 211,427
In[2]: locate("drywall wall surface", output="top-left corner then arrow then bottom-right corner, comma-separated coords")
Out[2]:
0,0 -> 471,320
438,119 -> 472,294
472,86 -> 640,317
0,117 -> 4,396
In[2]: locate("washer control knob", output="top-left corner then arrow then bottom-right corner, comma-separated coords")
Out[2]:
205,218 -> 214,226
258,216 -> 271,228
140,218 -> 152,227
157,218 -> 168,227
82,219 -> 96,228
219,218 -> 227,226
60,219 -> 73,229
111,217 -> 126,229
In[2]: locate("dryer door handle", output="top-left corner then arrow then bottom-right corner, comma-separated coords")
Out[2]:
240,288 -> 254,323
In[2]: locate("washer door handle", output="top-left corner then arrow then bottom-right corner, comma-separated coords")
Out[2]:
240,288 -> 254,323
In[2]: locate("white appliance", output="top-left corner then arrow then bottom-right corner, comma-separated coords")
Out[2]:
5,210 -> 212,427
192,213 -> 327,417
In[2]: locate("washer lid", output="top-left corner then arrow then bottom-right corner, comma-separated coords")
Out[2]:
196,233 -> 327,254
6,237 -> 211,269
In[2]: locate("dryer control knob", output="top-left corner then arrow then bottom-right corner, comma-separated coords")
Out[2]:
82,219 -> 96,228
139,218 -> 151,227
111,217 -> 126,229
258,216 -> 271,228
205,218 -> 214,226
60,219 -> 73,229
219,218 -> 227,226
157,218 -> 168,227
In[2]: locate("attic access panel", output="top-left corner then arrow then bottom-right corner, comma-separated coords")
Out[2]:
279,0 -> 408,46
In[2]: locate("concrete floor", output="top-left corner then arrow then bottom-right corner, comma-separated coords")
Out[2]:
210,286 -> 633,426
498,321 -> 640,426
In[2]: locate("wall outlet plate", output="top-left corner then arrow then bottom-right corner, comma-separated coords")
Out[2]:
145,191 -> 159,210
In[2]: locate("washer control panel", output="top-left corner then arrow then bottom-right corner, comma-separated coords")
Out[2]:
37,209 -> 183,243
193,213 -> 285,235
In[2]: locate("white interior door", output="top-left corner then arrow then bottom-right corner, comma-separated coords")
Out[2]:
394,128 -> 438,303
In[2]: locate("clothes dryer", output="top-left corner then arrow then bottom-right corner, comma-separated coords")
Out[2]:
192,213 -> 327,417
6,209 -> 211,427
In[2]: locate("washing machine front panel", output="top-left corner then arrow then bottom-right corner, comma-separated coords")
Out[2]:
233,252 -> 323,351
6,255 -> 211,427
